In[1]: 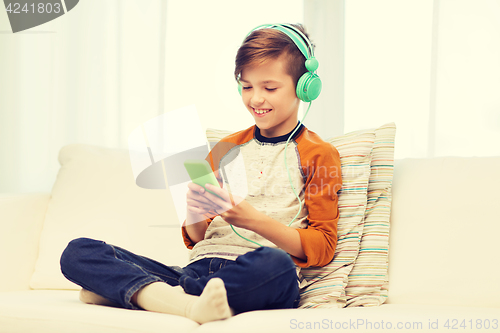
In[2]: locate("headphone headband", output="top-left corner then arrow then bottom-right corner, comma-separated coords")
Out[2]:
248,24 -> 314,61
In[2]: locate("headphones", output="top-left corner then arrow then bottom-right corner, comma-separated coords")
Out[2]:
238,23 -> 322,103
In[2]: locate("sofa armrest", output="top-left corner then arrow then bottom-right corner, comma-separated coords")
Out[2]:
0,193 -> 50,292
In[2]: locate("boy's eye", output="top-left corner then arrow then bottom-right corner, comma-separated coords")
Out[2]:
241,86 -> 276,91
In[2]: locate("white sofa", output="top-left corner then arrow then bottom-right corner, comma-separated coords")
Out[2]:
1,142 -> 500,332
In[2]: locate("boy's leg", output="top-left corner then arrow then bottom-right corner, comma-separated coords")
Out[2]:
60,237 -> 186,309
60,238 -> 297,318
180,247 -> 300,313
61,237 -> 231,323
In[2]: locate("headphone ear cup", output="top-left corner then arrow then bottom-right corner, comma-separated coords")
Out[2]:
296,72 -> 322,102
238,83 -> 242,96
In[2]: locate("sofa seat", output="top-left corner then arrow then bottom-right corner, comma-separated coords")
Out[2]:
0,290 -> 197,333
1,290 -> 498,333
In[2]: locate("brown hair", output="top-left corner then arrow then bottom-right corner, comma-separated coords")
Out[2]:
234,23 -> 314,87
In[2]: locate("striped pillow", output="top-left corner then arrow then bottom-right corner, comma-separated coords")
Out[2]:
343,123 -> 396,307
206,127 -> 375,308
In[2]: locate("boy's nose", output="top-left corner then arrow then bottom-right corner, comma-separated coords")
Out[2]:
250,90 -> 265,105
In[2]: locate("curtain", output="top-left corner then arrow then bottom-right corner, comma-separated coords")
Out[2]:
303,0 -> 345,139
0,0 -> 167,193
430,0 -> 500,157
305,0 -> 500,159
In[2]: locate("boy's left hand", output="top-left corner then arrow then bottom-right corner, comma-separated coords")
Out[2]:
202,184 -> 264,230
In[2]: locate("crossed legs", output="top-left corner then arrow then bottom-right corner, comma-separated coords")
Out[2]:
61,238 -> 298,325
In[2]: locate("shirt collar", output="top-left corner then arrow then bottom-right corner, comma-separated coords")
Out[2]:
254,122 -> 305,144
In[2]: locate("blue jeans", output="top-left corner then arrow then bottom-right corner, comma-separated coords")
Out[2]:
60,237 -> 300,313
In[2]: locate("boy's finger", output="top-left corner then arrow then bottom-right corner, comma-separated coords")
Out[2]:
187,199 -> 212,209
187,182 -> 205,193
206,183 -> 236,207
205,184 -> 226,197
188,192 -> 216,207
203,187 -> 228,207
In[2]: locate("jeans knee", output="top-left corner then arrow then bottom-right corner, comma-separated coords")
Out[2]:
258,247 -> 295,269
60,237 -> 103,275
240,247 -> 296,280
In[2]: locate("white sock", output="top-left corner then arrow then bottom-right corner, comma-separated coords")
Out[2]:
186,278 -> 233,324
135,278 -> 232,324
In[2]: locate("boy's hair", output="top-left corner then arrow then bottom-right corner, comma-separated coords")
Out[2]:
234,23 -> 314,88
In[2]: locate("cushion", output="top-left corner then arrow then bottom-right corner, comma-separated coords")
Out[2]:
206,126 -> 375,308
343,123 -> 396,307
30,144 -> 189,290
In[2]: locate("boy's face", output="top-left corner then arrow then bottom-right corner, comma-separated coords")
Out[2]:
239,55 -> 300,138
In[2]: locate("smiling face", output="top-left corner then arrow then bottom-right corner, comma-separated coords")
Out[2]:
239,54 -> 301,138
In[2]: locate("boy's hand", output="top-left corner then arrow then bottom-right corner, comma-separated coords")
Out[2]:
199,184 -> 307,261
186,182 -> 220,223
201,184 -> 265,230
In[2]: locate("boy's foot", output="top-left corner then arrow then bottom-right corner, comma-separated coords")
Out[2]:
187,278 -> 233,324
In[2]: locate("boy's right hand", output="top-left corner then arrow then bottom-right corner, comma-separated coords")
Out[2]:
186,182 -> 219,224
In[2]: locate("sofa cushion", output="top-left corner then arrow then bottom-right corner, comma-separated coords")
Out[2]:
206,126 -> 375,308
0,193 -> 49,292
30,144 -> 189,290
387,157 -> 500,308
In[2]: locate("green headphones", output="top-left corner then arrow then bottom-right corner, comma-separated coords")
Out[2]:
238,23 -> 322,103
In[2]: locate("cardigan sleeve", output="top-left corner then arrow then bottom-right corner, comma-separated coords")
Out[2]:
181,217 -> 213,249
292,141 -> 342,268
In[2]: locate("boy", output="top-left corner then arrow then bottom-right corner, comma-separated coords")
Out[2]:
60,23 -> 341,324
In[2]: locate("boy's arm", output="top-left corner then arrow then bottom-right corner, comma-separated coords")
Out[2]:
247,214 -> 306,260
182,212 -> 210,246
181,216 -> 211,249
292,143 -> 342,267
196,194 -> 307,260
246,162 -> 340,267
246,212 -> 339,267
181,140 -> 232,249
182,181 -> 220,248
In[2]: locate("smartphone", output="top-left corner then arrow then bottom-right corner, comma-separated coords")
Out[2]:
183,159 -> 222,198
